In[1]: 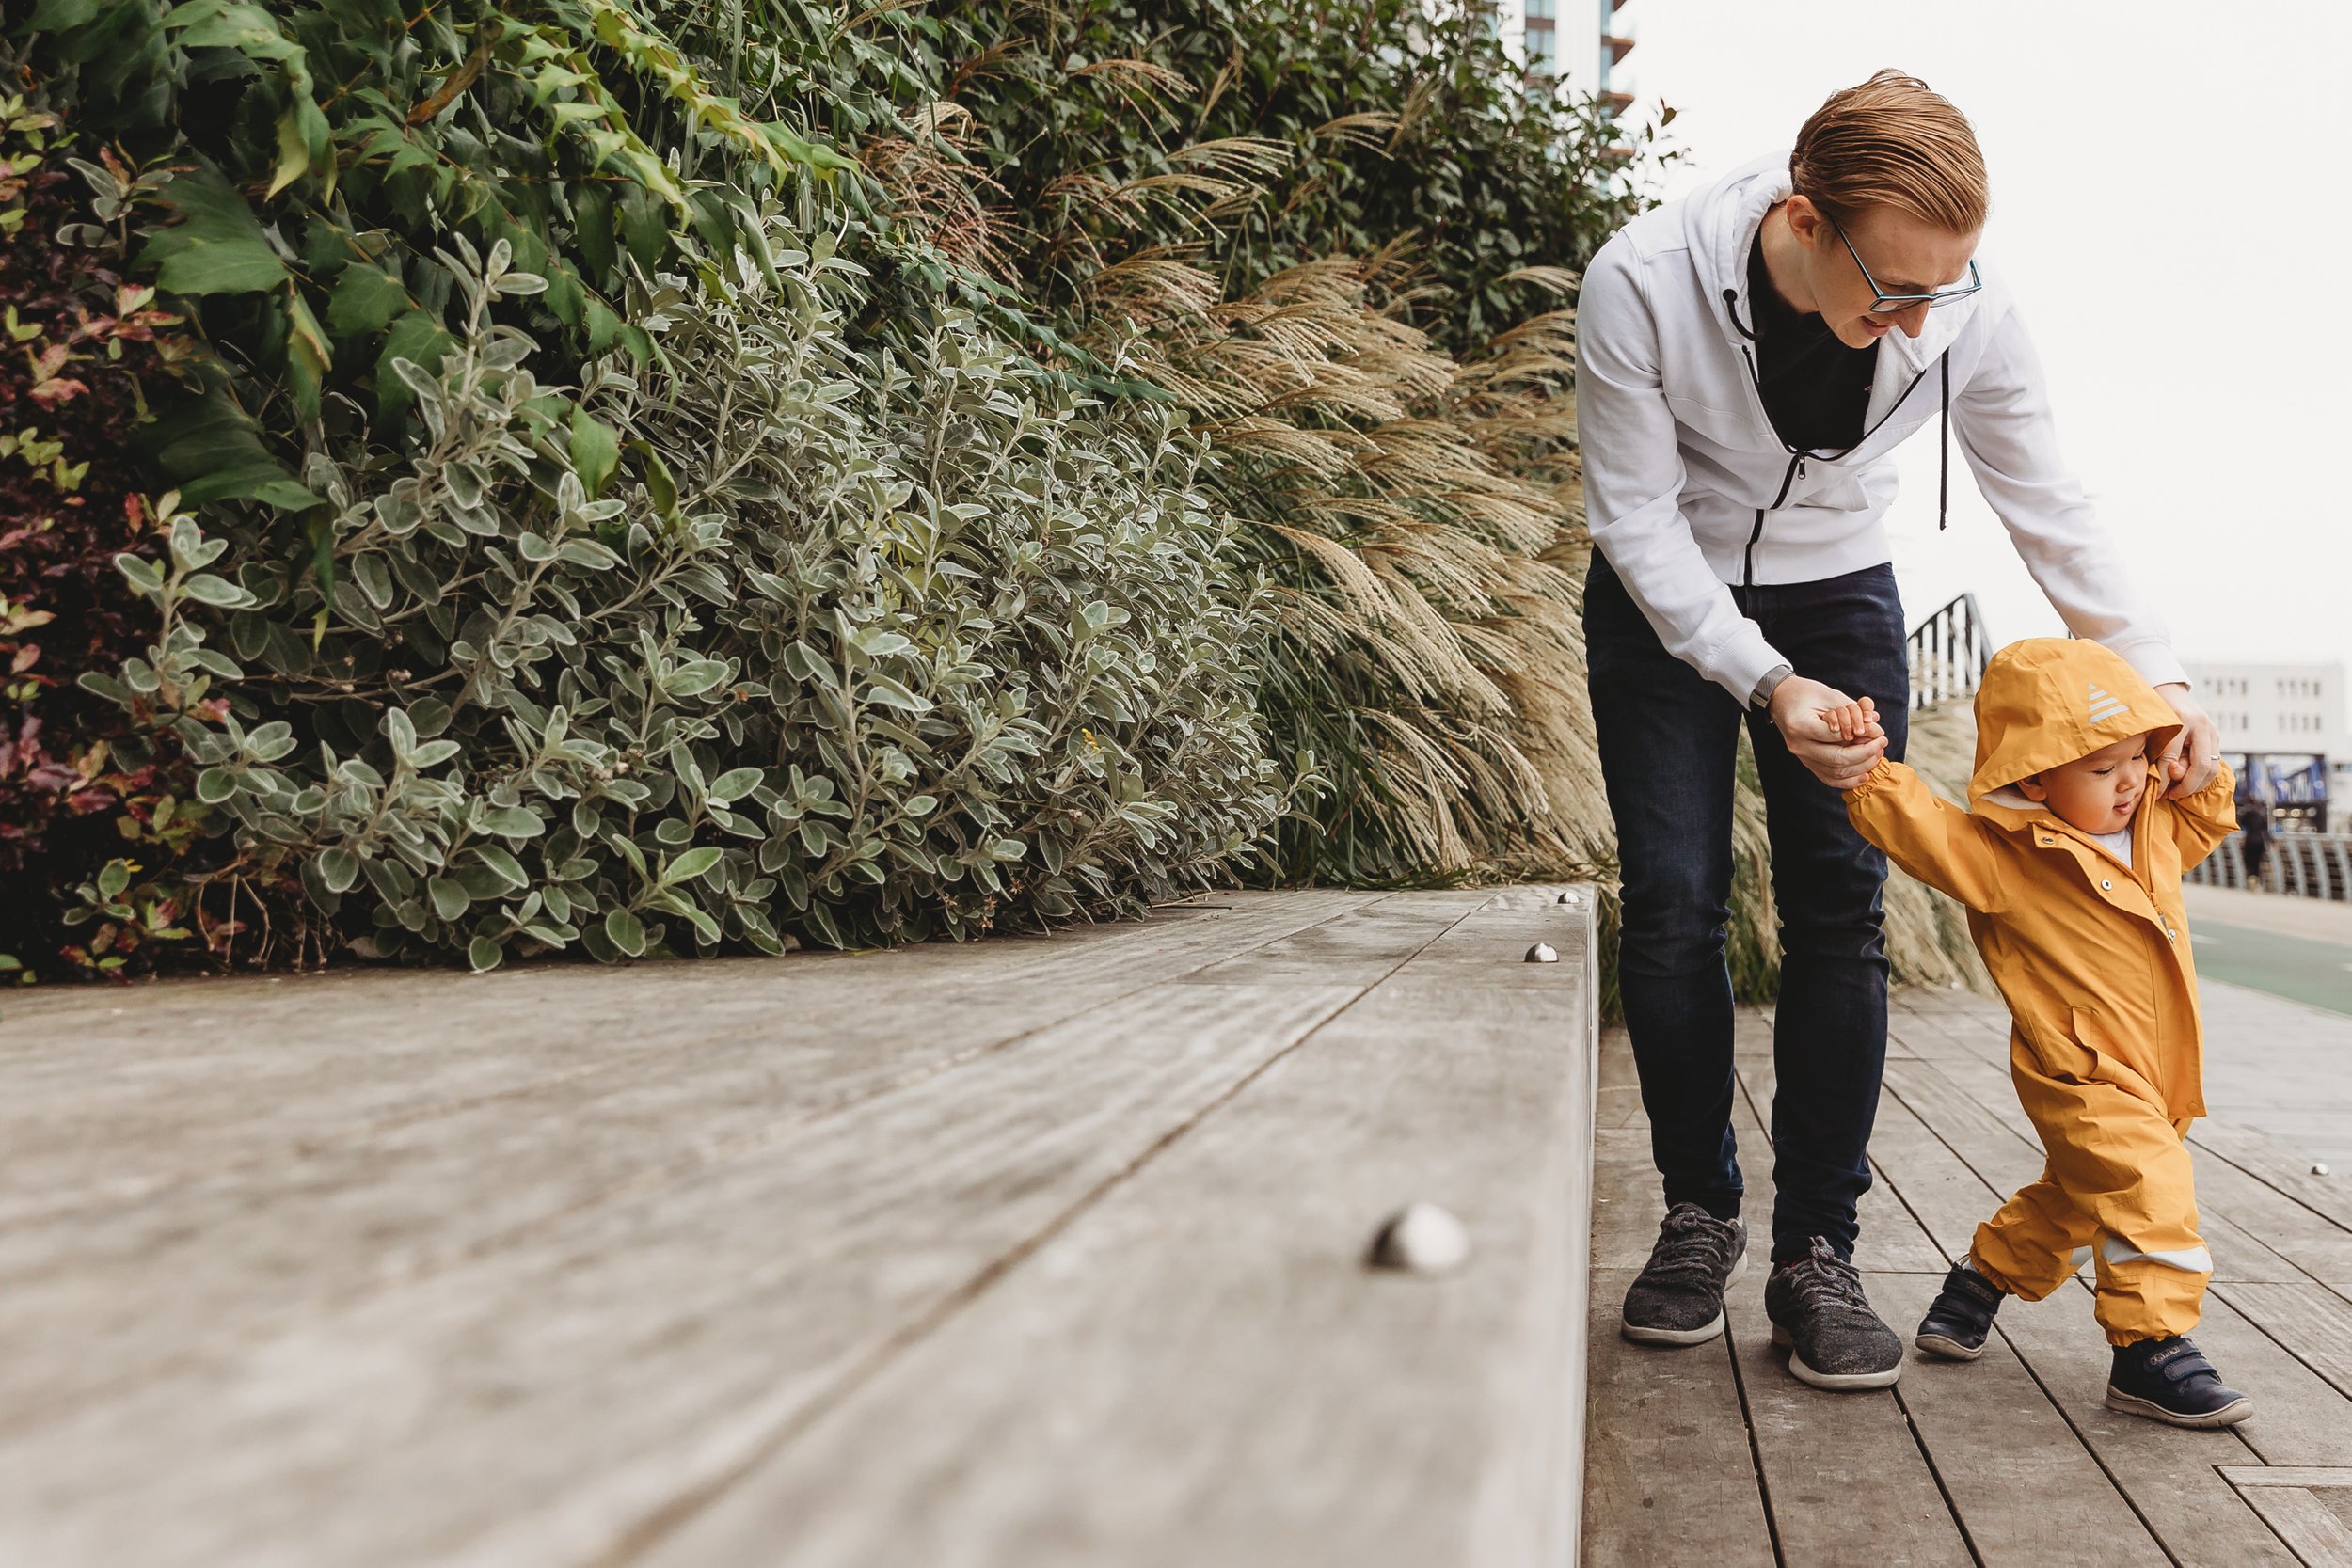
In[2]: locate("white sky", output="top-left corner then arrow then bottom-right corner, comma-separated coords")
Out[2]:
1608,0 -> 2352,676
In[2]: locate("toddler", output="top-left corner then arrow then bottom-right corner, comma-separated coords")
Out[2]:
1828,637 -> 2250,1427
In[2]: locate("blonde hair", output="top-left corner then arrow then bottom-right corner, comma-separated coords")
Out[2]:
1792,70 -> 1988,234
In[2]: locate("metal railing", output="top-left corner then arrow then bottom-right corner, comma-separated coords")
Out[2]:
1908,593 -> 1993,710
2187,831 -> 2352,901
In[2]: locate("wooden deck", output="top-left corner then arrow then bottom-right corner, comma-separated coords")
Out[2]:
0,887 -> 1600,1568
1585,985 -> 2352,1568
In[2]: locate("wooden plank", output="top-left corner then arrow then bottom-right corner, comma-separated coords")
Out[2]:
2222,1466 -> 2352,1488
2174,1289 -> 2352,1471
0,970 -> 1391,1568
1583,1023 -> 1775,1565
1988,1288 -> 2299,1567
0,891 -> 1383,1228
1879,1060 -> 2044,1199
1861,1271 -> 2169,1568
1742,1036 -> 2169,1566
2217,1279 -> 2352,1405
1721,1281 -> 1974,1568
1591,1128 -> 1673,1272
623,893 -> 1600,1568
1713,1033 -> 1975,1567
1172,891 -> 1496,987
2233,1487 -> 2352,1568
1581,1271 -> 1775,1568
1597,1023 -> 1645,1130
2195,1118 -> 2352,1234
1729,1044 -> 1947,1275
0,899 -> 1429,1427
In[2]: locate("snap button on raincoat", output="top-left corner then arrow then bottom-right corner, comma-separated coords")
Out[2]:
1844,638 -> 2236,1343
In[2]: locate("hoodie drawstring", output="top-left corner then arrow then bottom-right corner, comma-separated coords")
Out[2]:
1939,352 -> 1950,531
1724,284 -> 1959,537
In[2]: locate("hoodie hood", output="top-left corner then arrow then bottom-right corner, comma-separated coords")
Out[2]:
1969,638 -> 2181,815
1682,151 -> 1979,377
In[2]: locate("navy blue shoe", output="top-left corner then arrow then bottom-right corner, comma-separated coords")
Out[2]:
1915,1259 -> 2004,1361
2106,1337 -> 2252,1428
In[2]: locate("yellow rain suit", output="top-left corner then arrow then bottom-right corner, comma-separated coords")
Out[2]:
1844,638 -> 2236,1344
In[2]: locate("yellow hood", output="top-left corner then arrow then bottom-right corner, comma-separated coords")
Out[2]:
1969,638 -> 2181,808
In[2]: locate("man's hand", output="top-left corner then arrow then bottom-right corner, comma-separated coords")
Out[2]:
2153,682 -> 2221,799
1768,674 -> 1888,789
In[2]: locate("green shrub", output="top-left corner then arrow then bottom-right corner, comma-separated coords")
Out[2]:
95,226 -> 1284,966
19,0 -> 855,520
0,90 -> 212,978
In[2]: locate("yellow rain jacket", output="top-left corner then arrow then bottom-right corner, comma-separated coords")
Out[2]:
1844,638 -> 2236,1343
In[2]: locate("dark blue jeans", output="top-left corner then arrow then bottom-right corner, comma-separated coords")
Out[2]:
1585,552 -> 1910,1262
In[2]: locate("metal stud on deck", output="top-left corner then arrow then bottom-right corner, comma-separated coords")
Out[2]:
1367,1202 -> 1471,1275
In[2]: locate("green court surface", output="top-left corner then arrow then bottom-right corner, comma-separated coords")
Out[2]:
2189,918 -> 2352,1016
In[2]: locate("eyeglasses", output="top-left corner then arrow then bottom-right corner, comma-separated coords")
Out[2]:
1831,220 -> 1982,314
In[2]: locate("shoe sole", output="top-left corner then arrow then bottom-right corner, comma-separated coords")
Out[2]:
1772,1323 -> 1903,1389
2103,1386 -> 2254,1428
1621,1250 -> 1749,1346
1914,1330 -> 1986,1362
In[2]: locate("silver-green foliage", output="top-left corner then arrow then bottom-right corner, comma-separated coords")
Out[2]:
96,228 -> 1284,967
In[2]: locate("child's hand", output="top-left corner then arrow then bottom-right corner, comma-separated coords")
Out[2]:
1815,694 -> 1885,746
2167,752 -> 2189,786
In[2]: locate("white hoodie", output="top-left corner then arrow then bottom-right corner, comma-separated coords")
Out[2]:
1575,152 -> 2185,703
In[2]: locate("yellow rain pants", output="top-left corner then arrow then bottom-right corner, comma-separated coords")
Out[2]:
1968,1041 -> 2210,1345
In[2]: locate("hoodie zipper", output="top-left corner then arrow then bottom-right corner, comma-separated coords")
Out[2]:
1728,329 -> 1945,590
1745,451 -> 1804,588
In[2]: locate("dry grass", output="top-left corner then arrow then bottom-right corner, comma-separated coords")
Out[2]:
843,32 -> 1625,882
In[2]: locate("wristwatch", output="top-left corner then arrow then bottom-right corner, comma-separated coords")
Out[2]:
1750,661 -> 1794,715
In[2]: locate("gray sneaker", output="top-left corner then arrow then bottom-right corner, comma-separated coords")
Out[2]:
1765,1236 -> 1903,1389
1622,1203 -> 1748,1346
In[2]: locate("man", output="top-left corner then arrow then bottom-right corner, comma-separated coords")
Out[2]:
1575,71 -> 2219,1389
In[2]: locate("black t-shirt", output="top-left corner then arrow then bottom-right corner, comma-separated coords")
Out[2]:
1746,234 -> 1877,454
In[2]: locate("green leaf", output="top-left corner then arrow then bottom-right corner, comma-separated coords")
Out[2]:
569,404 -> 620,498
471,844 -> 529,889
97,860 -> 131,899
139,163 -> 289,297
318,847 -> 360,894
181,572 -> 252,607
196,768 -> 235,804
142,388 -> 319,511
661,660 -> 728,698
707,767 -> 763,800
268,101 -> 310,198
604,908 -> 646,957
618,185 -> 670,270
661,847 -> 723,886
169,2 -> 301,60
427,876 -> 471,921
482,806 -> 544,838
468,936 -> 503,974
376,309 -> 453,423
328,262 -> 408,336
